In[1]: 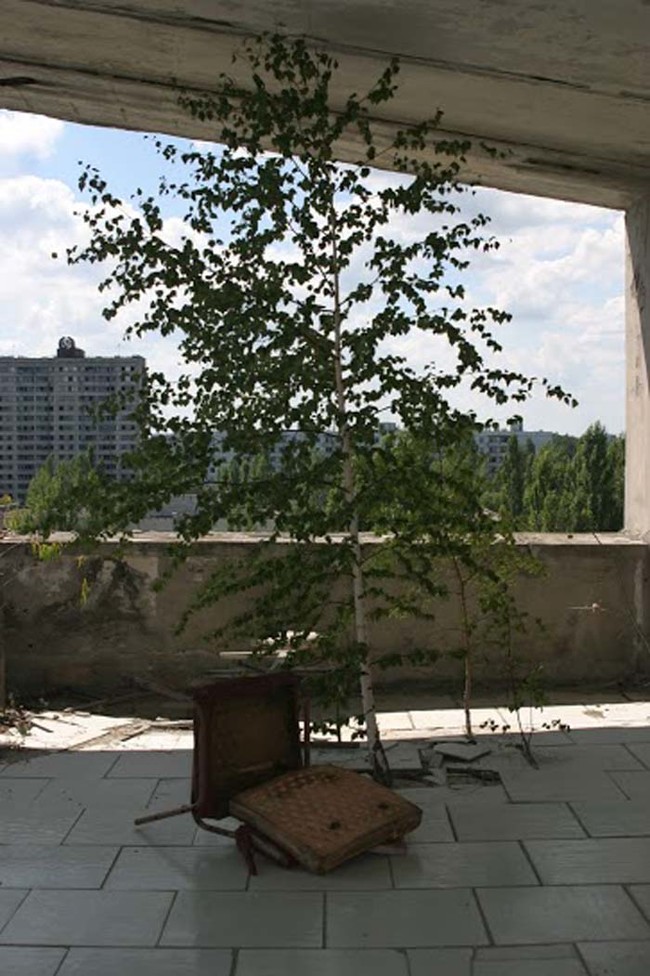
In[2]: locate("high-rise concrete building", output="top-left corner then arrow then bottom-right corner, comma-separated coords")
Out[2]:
0,337 -> 144,502
474,420 -> 555,476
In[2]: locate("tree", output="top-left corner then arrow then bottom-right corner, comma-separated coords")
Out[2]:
523,437 -> 576,531
9,454 -> 105,536
493,435 -> 526,524
607,434 -> 625,531
58,35 -> 572,779
571,422 -> 620,531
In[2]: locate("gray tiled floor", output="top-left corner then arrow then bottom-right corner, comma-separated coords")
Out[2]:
571,799 -> 650,836
56,948 -> 234,976
577,941 -> 650,976
626,743 -> 650,768
609,770 -> 650,798
160,892 -> 324,947
107,751 -> 192,779
0,890 -> 174,946
473,944 -> 588,976
104,845 -> 249,890
449,801 -> 585,840
407,949 -> 473,976
391,841 -> 538,888
236,949 -> 409,975
0,947 -> 67,976
63,804 -> 197,846
0,844 -> 117,888
248,853 -> 392,890
1,752 -> 118,779
326,889 -> 489,947
3,715 -> 650,974
477,886 -> 650,944
0,800 -> 82,845
0,888 -> 29,928
0,778 -> 48,802
525,838 -> 650,884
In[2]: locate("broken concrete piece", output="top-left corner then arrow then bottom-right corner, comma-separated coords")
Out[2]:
433,741 -> 491,763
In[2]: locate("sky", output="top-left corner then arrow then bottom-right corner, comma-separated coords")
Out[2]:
0,108 -> 625,437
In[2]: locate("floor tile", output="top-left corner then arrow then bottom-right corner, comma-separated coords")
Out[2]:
392,841 -> 537,888
0,778 -> 48,802
407,949 -> 472,976
108,751 -> 192,778
236,949 -> 408,975
0,845 -> 118,889
63,804 -> 196,845
147,778 -> 191,809
477,886 -> 650,944
403,799 -> 454,843
327,889 -> 488,947
249,853 -> 391,890
36,777 -> 156,809
383,743 -> 425,770
0,947 -> 66,976
399,785 -> 509,807
0,889 -> 29,930
475,945 -> 579,959
450,802 -> 584,840
1,752 -> 118,779
474,960 -> 586,975
0,890 -> 173,946
525,839 -> 650,884
473,943 -> 587,974
501,769 -> 625,802
104,845 -> 248,890
534,745 -> 644,770
610,771 -> 650,799
570,727 -> 650,745
160,892 -> 323,947
571,800 -> 650,837
578,940 -> 650,975
57,948 -> 233,976
627,743 -> 650,768
629,886 -> 650,921
0,801 -> 81,845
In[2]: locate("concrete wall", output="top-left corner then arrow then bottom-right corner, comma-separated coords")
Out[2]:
1,533 -> 648,703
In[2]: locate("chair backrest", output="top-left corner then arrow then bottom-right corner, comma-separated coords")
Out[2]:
191,672 -> 303,819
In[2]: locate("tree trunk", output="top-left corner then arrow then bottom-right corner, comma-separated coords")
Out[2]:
329,204 -> 390,784
454,559 -> 474,741
0,632 -> 5,712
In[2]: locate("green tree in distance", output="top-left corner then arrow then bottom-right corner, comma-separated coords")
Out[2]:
9,454 -> 105,536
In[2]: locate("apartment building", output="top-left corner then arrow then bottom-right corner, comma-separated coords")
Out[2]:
474,420 -> 554,476
0,337 -> 144,502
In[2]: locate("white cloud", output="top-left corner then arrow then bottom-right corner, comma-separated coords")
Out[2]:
0,111 -> 64,159
0,174 -> 182,389
0,146 -> 626,438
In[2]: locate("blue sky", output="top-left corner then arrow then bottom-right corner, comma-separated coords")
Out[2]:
0,109 -> 625,436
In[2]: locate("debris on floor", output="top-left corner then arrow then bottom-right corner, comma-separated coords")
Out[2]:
431,741 -> 492,763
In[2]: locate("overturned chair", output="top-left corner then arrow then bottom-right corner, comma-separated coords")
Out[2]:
134,672 -> 422,873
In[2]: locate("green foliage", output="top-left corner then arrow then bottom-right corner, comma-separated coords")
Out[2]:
9,454 -> 108,536
53,35 -> 571,771
488,425 -> 624,532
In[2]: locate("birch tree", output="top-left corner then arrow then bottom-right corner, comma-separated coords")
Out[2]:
63,35 -> 572,781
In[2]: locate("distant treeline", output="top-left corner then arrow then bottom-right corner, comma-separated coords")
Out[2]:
482,422 -> 624,532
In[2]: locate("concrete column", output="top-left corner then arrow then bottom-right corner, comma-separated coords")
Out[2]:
625,195 -> 650,537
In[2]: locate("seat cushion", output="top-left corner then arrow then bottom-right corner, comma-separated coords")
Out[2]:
230,764 -> 422,873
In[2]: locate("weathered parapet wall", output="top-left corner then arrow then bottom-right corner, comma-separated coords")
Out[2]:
1,533 -> 648,701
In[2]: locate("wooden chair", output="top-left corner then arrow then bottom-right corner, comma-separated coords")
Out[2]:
135,672 -> 421,874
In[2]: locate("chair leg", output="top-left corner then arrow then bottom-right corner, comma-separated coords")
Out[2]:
134,804 -> 195,826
